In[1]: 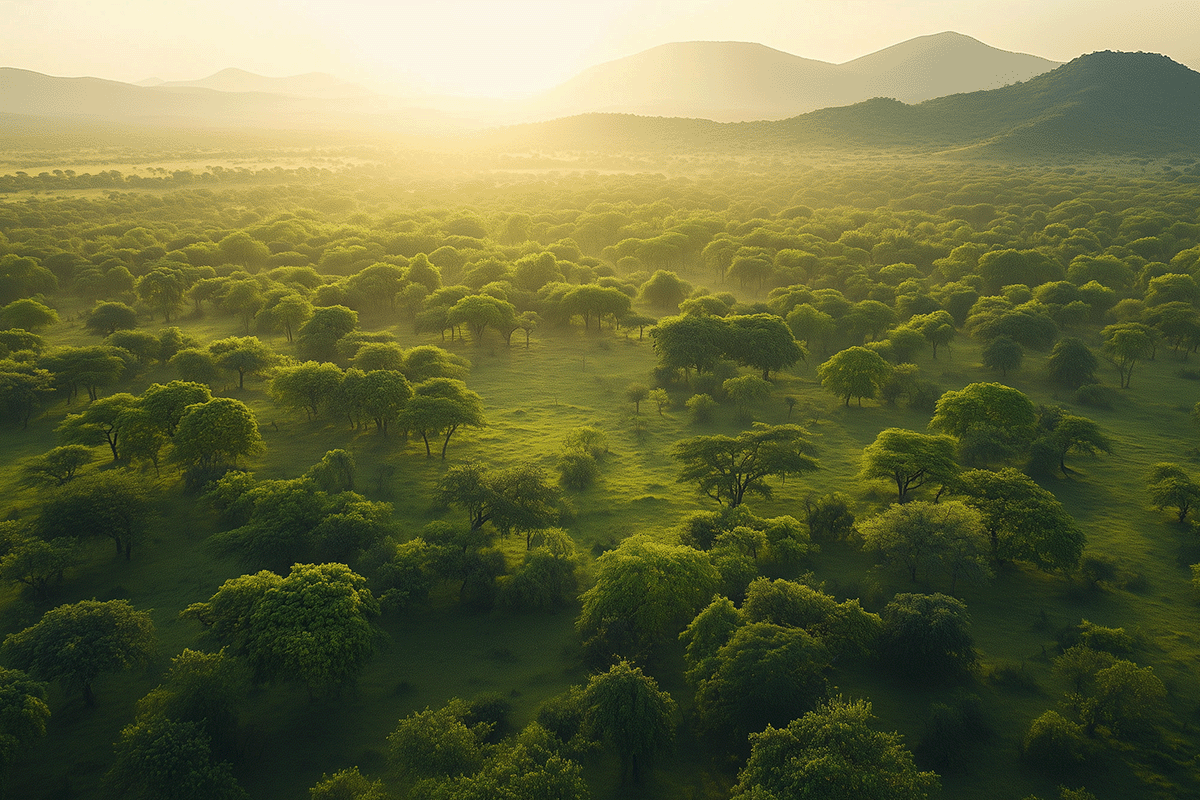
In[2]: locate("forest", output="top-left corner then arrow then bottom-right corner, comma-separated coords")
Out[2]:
1,141 -> 1200,800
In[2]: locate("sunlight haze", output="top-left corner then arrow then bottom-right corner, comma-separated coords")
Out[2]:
2,0 -> 1196,96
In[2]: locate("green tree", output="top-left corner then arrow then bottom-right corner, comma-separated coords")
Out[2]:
577,536 -> 719,661
1147,462 -> 1200,523
38,473 -> 151,559
270,293 -> 312,343
387,699 -> 491,782
105,717 -> 247,800
861,428 -> 958,503
171,397 -> 264,479
0,359 -> 54,428
879,593 -> 977,681
20,445 -> 92,487
817,346 -> 892,406
1101,323 -> 1153,388
0,299 -> 58,332
649,314 -> 729,378
297,305 -> 358,362
0,668 -> 50,779
582,660 -> 676,783
135,648 -> 247,750
731,698 -> 938,800
726,314 -> 806,379
438,464 -> 560,547
723,375 -> 772,422
399,378 -> 485,459
136,266 -> 187,323
271,361 -> 344,420
1046,337 -> 1100,389
980,335 -> 1023,377
639,270 -> 691,311
138,380 -> 212,437
309,767 -> 386,800
693,622 -> 831,747
929,382 -> 1036,467
56,391 -> 138,461
182,563 -> 378,697
859,502 -> 990,591
208,336 -> 276,390
84,301 -> 138,336
955,468 -> 1084,571
675,423 -> 818,508
2,599 -> 155,707
447,294 -> 518,344
39,345 -> 128,401
0,536 -> 76,598
357,369 -> 412,435
1035,410 -> 1112,476
624,383 -> 649,415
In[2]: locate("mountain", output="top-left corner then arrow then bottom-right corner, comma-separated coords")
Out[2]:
153,68 -> 371,99
486,51 -> 1200,157
522,32 -> 1059,122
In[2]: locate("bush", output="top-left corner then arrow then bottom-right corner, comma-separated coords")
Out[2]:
686,393 -> 718,424
557,452 -> 598,490
1073,383 -> 1117,409
879,593 -> 977,682
916,693 -> 991,771
1022,710 -> 1090,773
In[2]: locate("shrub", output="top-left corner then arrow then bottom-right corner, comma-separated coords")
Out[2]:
1073,383 -> 1117,409
1022,710 -> 1090,773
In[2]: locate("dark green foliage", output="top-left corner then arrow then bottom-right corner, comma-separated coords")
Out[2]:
135,648 -> 247,752
1046,337 -> 1099,389
181,563 -> 378,697
309,767 -> 387,800
3,599 -> 156,707
731,698 -> 938,800
879,593 -> 978,682
387,700 -> 492,782
916,693 -> 991,772
0,667 -> 50,776
675,423 -> 819,507
499,529 -> 580,611
582,660 -> 676,783
817,346 -> 892,406
84,301 -> 138,336
1022,710 -> 1091,773
980,335 -> 1022,376
576,536 -> 719,661
956,468 -> 1084,571
804,492 -> 856,541
105,717 -> 248,800
37,472 -> 151,559
1147,462 -> 1200,523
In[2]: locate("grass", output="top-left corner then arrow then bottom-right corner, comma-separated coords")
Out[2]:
5,289 -> 1200,798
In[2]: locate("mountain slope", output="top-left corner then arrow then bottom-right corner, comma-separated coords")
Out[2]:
525,32 -> 1059,122
154,68 -> 370,98
487,51 -> 1200,157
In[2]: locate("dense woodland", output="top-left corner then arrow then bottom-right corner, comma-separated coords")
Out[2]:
1,145 -> 1200,800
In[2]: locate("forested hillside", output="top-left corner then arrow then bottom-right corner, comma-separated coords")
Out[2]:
1,148 -> 1200,800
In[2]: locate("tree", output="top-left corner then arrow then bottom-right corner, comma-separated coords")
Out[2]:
171,397 -> 264,479
105,717 -> 247,800
135,648 -> 247,750
20,445 -> 92,486
1066,658 -> 1167,739
1147,463 -> 1200,523
182,563 -> 378,697
84,301 -> 138,336
879,593 -> 977,681
1046,337 -> 1099,389
1101,323 -> 1153,389
0,536 -> 76,598
297,305 -> 358,361
980,335 -> 1022,377
138,380 -> 212,437
858,501 -> 990,591
723,375 -> 772,421
39,345 -> 128,402
582,660 -> 676,783
0,668 -> 50,778
0,359 -> 54,428
861,428 -> 958,503
693,622 -> 831,746
675,424 -> 818,508
639,270 -> 691,311
38,473 -> 151,559
56,392 -> 138,461
208,336 -> 276,390
649,314 -> 730,378
726,314 -> 806,379
0,299 -> 58,332
1035,410 -> 1112,476
576,536 -> 719,661
438,463 -> 560,546
309,767 -> 386,800
731,698 -> 938,800
817,346 -> 892,406
387,700 -> 491,782
624,383 -> 649,415
2,599 -> 156,707
955,468 -> 1084,571
136,266 -> 187,323
271,361 -> 344,420
447,294 -> 517,344
169,348 -> 220,387
356,369 -> 412,435
270,293 -> 312,343
929,382 -> 1036,467
399,378 -> 485,459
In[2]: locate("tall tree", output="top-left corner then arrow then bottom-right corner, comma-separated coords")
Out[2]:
817,346 -> 892,406
399,378 -> 485,459
675,424 -> 818,508
582,660 -> 676,783
3,599 -> 156,707
861,428 -> 958,503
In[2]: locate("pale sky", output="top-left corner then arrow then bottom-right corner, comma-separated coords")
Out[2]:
2,0 -> 1197,97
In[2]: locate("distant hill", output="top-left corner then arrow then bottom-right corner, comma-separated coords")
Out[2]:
486,51 -> 1200,157
153,68 -> 371,99
523,32 -> 1059,122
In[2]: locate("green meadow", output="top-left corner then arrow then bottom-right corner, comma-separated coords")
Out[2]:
1,152 -> 1199,800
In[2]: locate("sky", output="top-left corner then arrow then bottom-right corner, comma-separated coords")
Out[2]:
3,0 -> 1198,97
